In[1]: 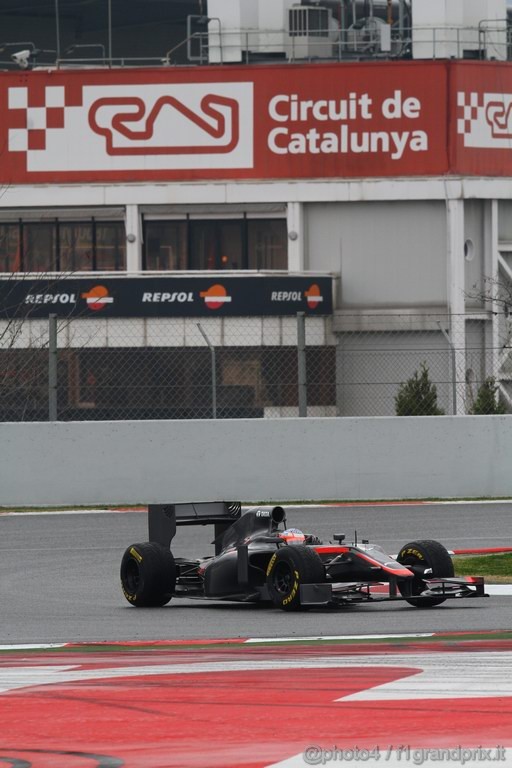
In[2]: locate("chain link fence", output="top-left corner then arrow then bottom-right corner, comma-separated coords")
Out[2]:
336,312 -> 511,417
0,312 -> 510,421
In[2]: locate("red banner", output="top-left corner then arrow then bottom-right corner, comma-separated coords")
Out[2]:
2,59 -> 512,184
451,61 -> 512,176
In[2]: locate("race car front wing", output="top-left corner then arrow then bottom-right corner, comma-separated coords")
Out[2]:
299,576 -> 488,607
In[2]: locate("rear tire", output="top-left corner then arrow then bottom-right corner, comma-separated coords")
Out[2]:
266,545 -> 324,612
120,541 -> 176,607
397,539 -> 454,608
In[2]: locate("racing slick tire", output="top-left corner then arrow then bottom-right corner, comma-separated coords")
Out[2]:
266,545 -> 324,612
397,539 -> 454,608
120,541 -> 176,607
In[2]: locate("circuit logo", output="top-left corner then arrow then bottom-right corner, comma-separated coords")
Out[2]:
305,284 -> 324,310
199,284 -> 232,310
6,82 -> 253,174
81,285 -> 114,311
457,91 -> 512,148
89,94 -> 240,156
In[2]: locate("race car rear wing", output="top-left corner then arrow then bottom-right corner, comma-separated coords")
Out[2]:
148,502 -> 242,554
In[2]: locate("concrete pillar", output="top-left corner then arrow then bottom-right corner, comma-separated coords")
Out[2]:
125,204 -> 142,273
484,200 -> 500,380
446,198 -> 466,414
287,202 -> 305,271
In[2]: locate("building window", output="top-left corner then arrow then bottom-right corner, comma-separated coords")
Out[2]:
24,223 -> 57,271
0,219 -> 125,272
0,224 -> 21,272
248,219 -> 287,270
144,221 -> 187,270
190,220 -> 244,270
143,217 -> 287,270
59,222 -> 94,271
95,222 -> 126,271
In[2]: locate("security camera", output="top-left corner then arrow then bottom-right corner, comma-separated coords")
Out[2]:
11,50 -> 32,69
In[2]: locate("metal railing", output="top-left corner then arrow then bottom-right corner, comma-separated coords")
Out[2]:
200,24 -> 511,63
1,23 -> 511,71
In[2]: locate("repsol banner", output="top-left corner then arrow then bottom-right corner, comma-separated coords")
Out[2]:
0,276 -> 333,318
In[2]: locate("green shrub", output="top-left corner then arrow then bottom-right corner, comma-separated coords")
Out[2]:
469,377 -> 507,414
395,362 -> 444,416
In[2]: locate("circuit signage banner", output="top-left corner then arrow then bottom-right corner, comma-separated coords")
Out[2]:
0,60 -> 449,183
2,60 -> 510,182
0,275 -> 333,318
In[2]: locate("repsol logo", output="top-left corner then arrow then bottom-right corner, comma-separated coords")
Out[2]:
142,291 -> 194,303
271,291 -> 302,301
25,293 -> 77,305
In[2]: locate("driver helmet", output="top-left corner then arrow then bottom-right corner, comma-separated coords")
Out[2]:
279,528 -> 306,545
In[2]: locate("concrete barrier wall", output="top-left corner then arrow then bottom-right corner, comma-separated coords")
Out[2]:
1,416 -> 511,506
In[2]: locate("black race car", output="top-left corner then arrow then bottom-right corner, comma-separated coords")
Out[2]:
120,502 -> 487,611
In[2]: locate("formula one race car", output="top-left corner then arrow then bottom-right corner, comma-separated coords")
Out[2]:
120,502 -> 487,611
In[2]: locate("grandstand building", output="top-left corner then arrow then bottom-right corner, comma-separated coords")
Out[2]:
1,0 -> 511,419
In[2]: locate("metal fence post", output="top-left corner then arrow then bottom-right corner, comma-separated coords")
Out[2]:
48,313 -> 58,421
437,321 -> 457,416
297,312 -> 307,417
197,323 -> 217,419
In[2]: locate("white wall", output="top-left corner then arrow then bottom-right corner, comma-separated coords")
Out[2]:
207,0 -> 258,62
464,199 -> 485,306
0,316 -> 333,350
1,416 -> 510,506
412,0 -> 507,60
305,201 -> 447,307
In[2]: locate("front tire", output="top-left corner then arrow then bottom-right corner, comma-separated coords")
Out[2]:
397,539 -> 454,608
266,545 -> 324,612
120,541 -> 176,607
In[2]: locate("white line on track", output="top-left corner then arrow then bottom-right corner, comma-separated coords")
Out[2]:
245,633 -> 436,643
0,644 -> 67,651
486,585 -> 512,595
267,748 -> 512,768
2,499 -> 512,516
0,509 -> 142,516
428,499 -> 512,504
296,499 -> 512,508
0,625 -> 510,654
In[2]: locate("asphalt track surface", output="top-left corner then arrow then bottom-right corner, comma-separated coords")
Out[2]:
1,502 -> 511,645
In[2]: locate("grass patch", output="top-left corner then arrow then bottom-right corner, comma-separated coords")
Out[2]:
454,552 -> 512,582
